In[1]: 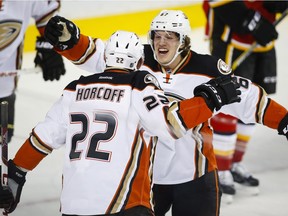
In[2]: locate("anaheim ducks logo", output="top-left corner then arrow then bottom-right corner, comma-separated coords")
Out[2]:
0,20 -> 22,51
217,59 -> 232,75
144,73 -> 161,89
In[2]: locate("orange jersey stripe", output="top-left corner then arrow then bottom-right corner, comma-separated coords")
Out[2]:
179,97 -> 213,129
58,34 -> 92,61
125,130 -> 153,210
201,122 -> 218,172
263,99 -> 288,129
106,128 -> 152,213
13,138 -> 47,170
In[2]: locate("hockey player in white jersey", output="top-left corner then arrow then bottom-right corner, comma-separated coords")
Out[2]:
39,13 -> 288,216
0,30 -> 242,215
0,0 -> 66,144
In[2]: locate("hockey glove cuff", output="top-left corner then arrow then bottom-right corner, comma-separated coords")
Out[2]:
278,113 -> 288,140
44,15 -> 80,50
194,76 -> 241,111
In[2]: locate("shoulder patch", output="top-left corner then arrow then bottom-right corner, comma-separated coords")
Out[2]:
217,59 -> 232,75
144,73 -> 161,89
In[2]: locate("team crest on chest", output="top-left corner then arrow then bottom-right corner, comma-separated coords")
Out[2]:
217,59 -> 232,75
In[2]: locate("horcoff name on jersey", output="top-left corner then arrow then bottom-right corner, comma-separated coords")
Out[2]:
76,86 -> 125,102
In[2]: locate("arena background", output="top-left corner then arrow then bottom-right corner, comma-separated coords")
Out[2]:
24,1 -> 203,52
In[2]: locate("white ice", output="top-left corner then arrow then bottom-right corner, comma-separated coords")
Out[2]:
5,18 -> 288,216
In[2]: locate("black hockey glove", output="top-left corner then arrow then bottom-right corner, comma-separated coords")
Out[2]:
3,160 -> 26,214
278,113 -> 288,140
263,1 -> 288,13
0,167 -> 14,209
34,37 -> 66,81
242,10 -> 278,46
44,15 -> 80,51
194,76 -> 241,112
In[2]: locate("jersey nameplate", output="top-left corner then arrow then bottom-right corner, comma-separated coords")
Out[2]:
76,86 -> 125,103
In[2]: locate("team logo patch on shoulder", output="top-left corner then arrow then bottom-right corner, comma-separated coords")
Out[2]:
217,59 -> 232,75
144,74 -> 161,89
0,20 -> 22,50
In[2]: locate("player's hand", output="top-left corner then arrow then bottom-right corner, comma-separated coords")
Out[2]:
278,114 -> 288,140
0,167 -> 14,209
34,37 -> 66,81
44,15 -> 80,50
0,186 -> 13,209
3,160 -> 27,214
194,76 -> 241,111
242,10 -> 278,46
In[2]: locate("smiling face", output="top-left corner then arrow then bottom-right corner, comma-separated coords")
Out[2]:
152,30 -> 183,69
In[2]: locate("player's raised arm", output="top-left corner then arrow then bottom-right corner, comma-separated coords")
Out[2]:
44,15 -> 106,73
219,76 -> 288,140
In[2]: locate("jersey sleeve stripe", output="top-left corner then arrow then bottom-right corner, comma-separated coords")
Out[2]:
71,37 -> 96,65
58,35 -> 95,63
165,102 -> 186,139
30,133 -> 53,155
13,137 -> 49,171
255,85 -> 266,124
263,99 -> 288,129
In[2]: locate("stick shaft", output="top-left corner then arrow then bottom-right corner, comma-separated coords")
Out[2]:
1,101 -> 8,187
0,66 -> 42,77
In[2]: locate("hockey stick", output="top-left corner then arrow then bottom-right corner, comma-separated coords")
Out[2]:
1,101 -> 9,216
16,66 -> 42,75
0,67 -> 42,77
231,8 -> 288,71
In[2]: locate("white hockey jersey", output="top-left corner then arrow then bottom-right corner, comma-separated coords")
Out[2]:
51,35 -> 287,185
0,0 -> 60,97
13,68 -> 215,214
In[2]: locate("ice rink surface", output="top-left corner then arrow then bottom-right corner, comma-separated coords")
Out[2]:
5,17 -> 288,216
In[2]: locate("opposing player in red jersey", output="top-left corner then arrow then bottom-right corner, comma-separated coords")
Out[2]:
8,10 -> 288,216
203,0 -> 288,202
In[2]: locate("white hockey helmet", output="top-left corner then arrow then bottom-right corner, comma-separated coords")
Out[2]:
148,10 -> 192,66
149,10 -> 192,44
105,30 -> 144,71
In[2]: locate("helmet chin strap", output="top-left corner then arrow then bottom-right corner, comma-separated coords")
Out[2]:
153,43 -> 183,67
